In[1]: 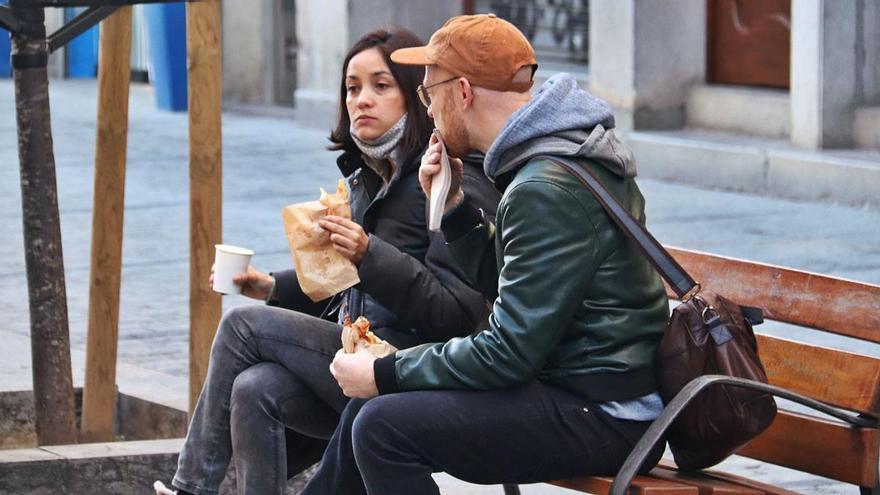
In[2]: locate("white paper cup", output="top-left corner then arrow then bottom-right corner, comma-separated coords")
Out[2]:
213,244 -> 254,295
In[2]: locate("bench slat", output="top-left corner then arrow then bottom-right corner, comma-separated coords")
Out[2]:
666,247 -> 880,343
648,464 -> 764,494
757,334 -> 880,414
550,473 -> 698,494
654,461 -> 801,495
737,409 -> 880,486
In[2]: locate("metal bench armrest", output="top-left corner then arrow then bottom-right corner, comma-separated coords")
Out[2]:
609,374 -> 878,495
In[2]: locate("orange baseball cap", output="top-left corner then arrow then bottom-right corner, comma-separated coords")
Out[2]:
391,14 -> 538,92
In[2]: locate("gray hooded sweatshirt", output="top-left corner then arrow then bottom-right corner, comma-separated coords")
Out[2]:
484,72 -> 636,187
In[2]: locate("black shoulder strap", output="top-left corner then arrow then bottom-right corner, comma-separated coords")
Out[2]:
539,156 -> 698,299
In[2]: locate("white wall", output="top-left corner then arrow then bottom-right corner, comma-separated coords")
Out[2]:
589,0 -> 705,131
860,0 -> 880,105
295,0 -> 348,94
348,0 -> 461,47
222,0 -> 275,104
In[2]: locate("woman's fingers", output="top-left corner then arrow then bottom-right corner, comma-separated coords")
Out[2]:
321,217 -> 365,242
329,233 -> 357,251
320,218 -> 357,244
319,217 -> 350,235
320,216 -> 368,264
332,244 -> 356,259
324,215 -> 360,231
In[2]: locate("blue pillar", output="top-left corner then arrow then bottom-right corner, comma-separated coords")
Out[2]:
145,2 -> 187,111
0,0 -> 10,77
65,7 -> 99,78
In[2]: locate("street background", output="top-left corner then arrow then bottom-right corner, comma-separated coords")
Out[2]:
1,78 -> 879,493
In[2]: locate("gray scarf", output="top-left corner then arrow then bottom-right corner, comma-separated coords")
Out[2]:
350,113 -> 408,160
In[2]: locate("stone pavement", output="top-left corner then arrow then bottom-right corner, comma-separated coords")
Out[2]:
2,79 -> 879,494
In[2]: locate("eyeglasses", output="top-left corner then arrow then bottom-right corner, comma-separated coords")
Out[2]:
416,76 -> 459,108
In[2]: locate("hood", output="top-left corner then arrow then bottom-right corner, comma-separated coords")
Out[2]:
483,73 -> 636,184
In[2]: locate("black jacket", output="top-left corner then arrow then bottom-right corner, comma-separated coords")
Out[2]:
270,148 -> 500,349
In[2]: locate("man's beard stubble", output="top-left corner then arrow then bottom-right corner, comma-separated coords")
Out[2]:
437,104 -> 471,159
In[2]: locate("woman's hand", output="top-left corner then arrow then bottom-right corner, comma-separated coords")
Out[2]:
208,264 -> 275,300
418,132 -> 464,212
320,216 -> 370,265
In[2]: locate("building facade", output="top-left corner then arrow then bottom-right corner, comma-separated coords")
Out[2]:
220,0 -> 878,151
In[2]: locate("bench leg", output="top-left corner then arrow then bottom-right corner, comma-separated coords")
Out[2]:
502,484 -> 522,495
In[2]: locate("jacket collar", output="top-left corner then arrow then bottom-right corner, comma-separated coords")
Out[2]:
336,146 -> 425,180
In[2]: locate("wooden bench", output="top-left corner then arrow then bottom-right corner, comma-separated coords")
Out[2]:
501,247 -> 880,495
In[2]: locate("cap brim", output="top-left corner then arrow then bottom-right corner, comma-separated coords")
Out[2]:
390,46 -> 432,66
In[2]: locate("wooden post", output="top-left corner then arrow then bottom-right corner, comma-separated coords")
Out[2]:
10,2 -> 78,446
186,0 -> 223,416
80,6 -> 132,443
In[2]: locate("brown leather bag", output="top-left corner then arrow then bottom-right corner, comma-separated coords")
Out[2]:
657,291 -> 777,470
547,156 -> 777,471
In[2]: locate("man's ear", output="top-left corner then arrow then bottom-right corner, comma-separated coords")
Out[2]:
457,77 -> 475,110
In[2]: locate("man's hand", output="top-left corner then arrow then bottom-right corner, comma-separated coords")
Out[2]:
319,216 -> 370,265
330,347 -> 379,399
208,264 -> 275,300
419,132 -> 464,213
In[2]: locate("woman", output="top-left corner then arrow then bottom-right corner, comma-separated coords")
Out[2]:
154,28 -> 499,495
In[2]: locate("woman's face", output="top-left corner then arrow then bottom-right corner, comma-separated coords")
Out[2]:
345,48 -> 407,141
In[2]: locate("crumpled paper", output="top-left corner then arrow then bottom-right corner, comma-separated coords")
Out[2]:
282,180 -> 360,301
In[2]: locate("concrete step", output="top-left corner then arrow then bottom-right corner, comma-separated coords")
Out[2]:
855,106 -> 880,150
0,438 -> 182,495
686,84 -> 790,140
623,128 -> 880,208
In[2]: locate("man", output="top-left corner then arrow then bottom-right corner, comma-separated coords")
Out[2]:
302,14 -> 670,494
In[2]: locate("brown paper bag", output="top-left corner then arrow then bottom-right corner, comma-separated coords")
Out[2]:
341,315 -> 397,358
282,180 -> 360,301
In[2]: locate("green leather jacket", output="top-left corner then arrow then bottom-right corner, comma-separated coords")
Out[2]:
374,157 -> 669,401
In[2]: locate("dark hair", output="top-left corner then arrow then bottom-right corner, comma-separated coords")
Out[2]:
329,28 -> 432,157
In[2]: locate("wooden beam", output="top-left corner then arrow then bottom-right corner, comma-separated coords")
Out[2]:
665,247 -> 880,343
550,473 -> 698,494
739,410 -> 880,487
647,465 -> 764,494
80,5 -> 132,444
655,461 -> 800,495
756,334 -> 880,415
186,0 -> 223,416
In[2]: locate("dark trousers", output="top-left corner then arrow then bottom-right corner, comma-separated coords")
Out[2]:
301,380 -> 664,495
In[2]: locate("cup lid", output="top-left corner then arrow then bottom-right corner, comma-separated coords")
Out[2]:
214,244 -> 254,256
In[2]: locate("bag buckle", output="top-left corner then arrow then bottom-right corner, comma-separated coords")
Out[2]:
682,282 -> 701,303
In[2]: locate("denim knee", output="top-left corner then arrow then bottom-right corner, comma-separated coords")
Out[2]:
211,305 -> 263,356
350,396 -> 398,460
217,305 -> 262,336
230,364 -> 276,418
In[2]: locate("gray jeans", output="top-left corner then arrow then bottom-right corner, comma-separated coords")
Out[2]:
172,305 -> 350,495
